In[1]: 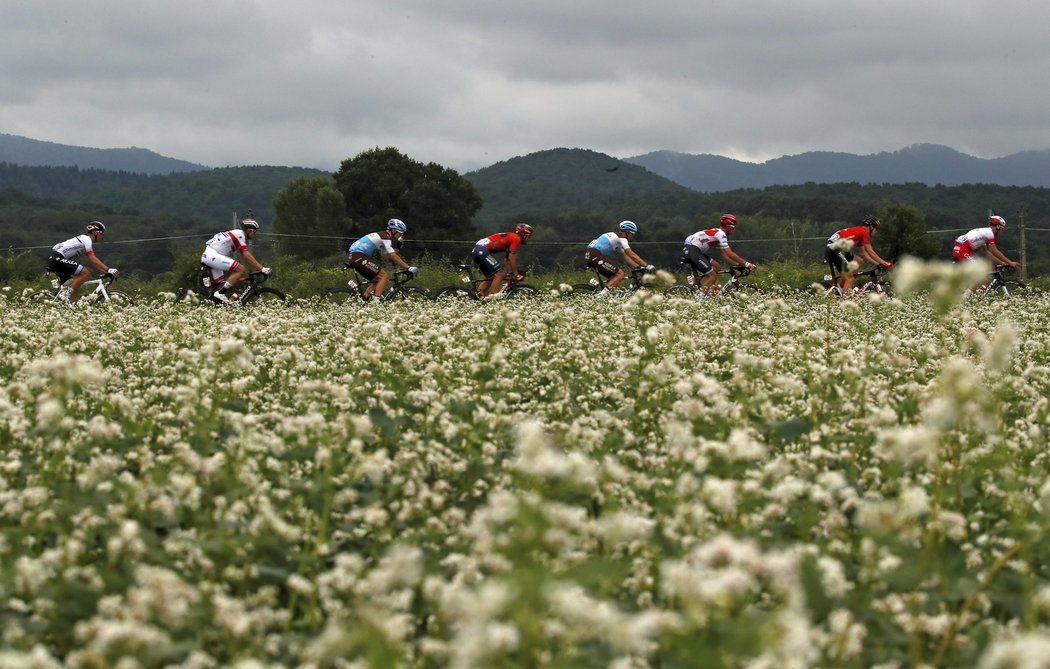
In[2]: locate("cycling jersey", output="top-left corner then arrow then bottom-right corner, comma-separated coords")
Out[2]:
588,232 -> 630,256
349,232 -> 395,258
954,227 -> 996,250
476,232 -> 524,253
205,230 -> 249,257
685,228 -> 730,250
51,234 -> 94,259
827,226 -> 871,248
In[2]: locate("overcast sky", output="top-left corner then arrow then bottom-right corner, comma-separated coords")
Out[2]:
2,0 -> 1047,173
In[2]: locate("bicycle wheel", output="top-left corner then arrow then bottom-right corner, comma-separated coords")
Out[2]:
433,286 -> 475,302
101,291 -> 135,307
663,284 -> 698,299
505,284 -> 542,300
385,286 -> 431,302
24,290 -> 58,305
241,287 -> 287,306
1001,281 -> 1026,297
319,288 -> 359,305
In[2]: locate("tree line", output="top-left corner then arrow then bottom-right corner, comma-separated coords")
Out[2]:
1,148 -> 1048,279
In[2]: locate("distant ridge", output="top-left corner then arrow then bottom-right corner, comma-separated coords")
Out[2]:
627,144 -> 1050,192
466,148 -> 691,229
0,132 -> 208,175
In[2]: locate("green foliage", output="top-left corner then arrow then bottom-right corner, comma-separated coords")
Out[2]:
334,147 -> 481,239
877,202 -> 938,260
273,176 -> 349,258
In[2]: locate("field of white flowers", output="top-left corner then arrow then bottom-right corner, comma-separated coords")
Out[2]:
1,264 -> 1049,669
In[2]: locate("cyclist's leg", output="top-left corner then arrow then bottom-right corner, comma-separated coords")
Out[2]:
47,254 -> 79,300
585,249 -> 620,291
473,245 -> 502,296
202,248 -> 240,297
349,253 -> 382,299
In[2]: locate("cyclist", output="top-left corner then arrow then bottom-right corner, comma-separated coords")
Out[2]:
202,217 -> 272,303
824,215 -> 892,294
682,214 -> 756,297
347,218 -> 417,301
585,221 -> 654,297
952,215 -> 1020,269
473,224 -> 532,298
48,221 -> 120,304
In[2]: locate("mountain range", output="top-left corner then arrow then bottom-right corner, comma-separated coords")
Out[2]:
0,132 -> 207,174
626,144 -> 1050,192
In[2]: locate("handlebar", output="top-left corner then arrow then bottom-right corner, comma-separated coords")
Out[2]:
248,271 -> 270,284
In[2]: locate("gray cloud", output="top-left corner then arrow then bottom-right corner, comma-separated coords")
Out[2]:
1,0 -> 1048,172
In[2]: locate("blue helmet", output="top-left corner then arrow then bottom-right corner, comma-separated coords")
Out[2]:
387,218 -> 407,233
619,220 -> 638,233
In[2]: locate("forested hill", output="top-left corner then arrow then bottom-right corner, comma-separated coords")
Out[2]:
0,132 -> 207,174
0,163 -> 329,223
465,148 -> 693,230
628,144 -> 1050,192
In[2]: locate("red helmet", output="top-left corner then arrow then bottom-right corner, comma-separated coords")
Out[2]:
989,215 -> 1006,229
720,214 -> 738,229
515,223 -> 533,238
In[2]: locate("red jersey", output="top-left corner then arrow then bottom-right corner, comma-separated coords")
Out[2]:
826,226 -> 871,248
477,232 -> 524,253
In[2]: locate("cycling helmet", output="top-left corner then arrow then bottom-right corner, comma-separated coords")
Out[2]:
387,218 -> 408,233
989,215 -> 1006,229
86,221 -> 106,234
720,214 -> 738,229
515,223 -> 533,237
240,218 -> 260,231
619,220 -> 638,233
862,215 -> 881,229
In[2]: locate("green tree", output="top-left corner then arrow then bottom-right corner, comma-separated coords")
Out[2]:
878,202 -> 938,260
334,147 -> 481,239
273,176 -> 348,258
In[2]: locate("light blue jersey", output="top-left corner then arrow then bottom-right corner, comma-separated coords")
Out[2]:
348,232 -> 393,258
587,232 -> 629,256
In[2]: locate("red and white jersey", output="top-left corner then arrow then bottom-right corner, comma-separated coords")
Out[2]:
476,232 -> 524,253
954,227 -> 996,250
205,229 -> 249,257
685,228 -> 730,250
52,234 -> 94,259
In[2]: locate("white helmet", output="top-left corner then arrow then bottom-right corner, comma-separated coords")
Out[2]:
989,215 -> 1006,229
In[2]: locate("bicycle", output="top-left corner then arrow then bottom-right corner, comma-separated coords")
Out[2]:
319,265 -> 430,304
664,265 -> 756,300
970,264 -> 1026,298
822,265 -> 891,298
432,264 -> 542,301
25,274 -> 134,307
566,266 -> 654,298
175,266 -> 287,305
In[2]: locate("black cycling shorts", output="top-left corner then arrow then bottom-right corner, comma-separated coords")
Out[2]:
472,245 -> 503,277
681,246 -> 714,275
47,253 -> 80,284
824,247 -> 854,274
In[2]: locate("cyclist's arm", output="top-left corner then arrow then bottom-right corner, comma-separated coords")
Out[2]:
860,244 -> 889,266
240,250 -> 266,272
86,253 -> 111,274
985,245 -> 1019,268
505,250 -> 519,275
721,247 -> 748,266
623,248 -> 646,268
383,251 -> 412,271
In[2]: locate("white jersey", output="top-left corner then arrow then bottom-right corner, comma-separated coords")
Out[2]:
685,228 -> 730,250
954,227 -> 996,250
51,234 -> 94,259
588,232 -> 630,255
205,229 -> 249,257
